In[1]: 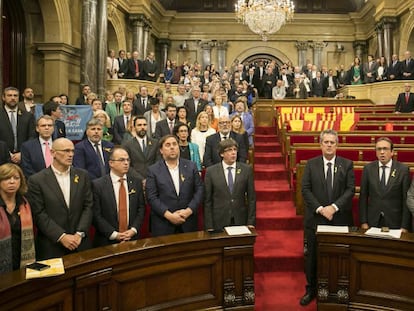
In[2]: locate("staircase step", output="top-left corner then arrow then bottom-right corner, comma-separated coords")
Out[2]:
255,181 -> 292,201
255,230 -> 304,272
255,126 -> 276,135
255,134 -> 278,143
255,142 -> 280,153
256,201 -> 303,230
254,164 -> 288,180
254,152 -> 283,164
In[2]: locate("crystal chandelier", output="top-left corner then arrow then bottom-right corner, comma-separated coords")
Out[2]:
235,0 -> 295,41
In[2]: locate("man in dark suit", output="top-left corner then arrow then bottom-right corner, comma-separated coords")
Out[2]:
363,54 -> 378,83
117,49 -> 128,79
17,87 -> 36,114
73,118 -> 114,180
92,147 -> 145,247
42,101 -> 66,139
123,116 -> 159,182
154,103 -> 181,139
28,138 -> 93,260
75,84 -> 91,105
401,50 -> 414,80
311,72 -> 326,97
394,83 -> 414,113
301,129 -> 355,306
0,87 -> 36,164
126,50 -> 143,79
203,116 -> 248,167
142,52 -> 159,81
204,139 -> 255,231
113,100 -> 133,144
132,86 -> 152,116
388,54 -> 402,81
146,135 -> 203,237
21,115 -> 54,177
0,141 -> 10,165
184,87 -> 208,128
359,137 -> 411,231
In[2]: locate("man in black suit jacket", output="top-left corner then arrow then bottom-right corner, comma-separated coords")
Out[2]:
204,139 -> 255,231
113,100 -> 133,144
388,54 -> 402,80
75,85 -> 91,105
21,115 -> 54,177
203,116 -> 247,167
142,52 -> 159,81
401,50 -> 414,80
154,103 -> 181,139
394,83 -> 414,113
146,135 -> 203,237
301,129 -> 355,306
42,101 -> 66,139
126,50 -> 143,79
359,137 -> 411,231
0,87 -> 36,164
17,87 -> 36,114
92,147 -> 145,247
311,72 -> 326,97
184,87 -> 208,128
117,49 -> 128,78
28,138 -> 93,260
123,116 -> 159,182
132,86 -> 152,116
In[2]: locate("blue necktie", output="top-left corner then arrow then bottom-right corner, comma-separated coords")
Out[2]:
227,167 -> 234,193
326,163 -> 333,203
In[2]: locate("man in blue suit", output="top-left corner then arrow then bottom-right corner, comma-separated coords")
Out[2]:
92,147 -> 145,247
21,115 -> 55,177
42,101 -> 66,139
146,135 -> 203,237
73,118 -> 114,180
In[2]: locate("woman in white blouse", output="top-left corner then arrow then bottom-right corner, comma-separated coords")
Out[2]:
212,94 -> 229,119
190,111 -> 216,164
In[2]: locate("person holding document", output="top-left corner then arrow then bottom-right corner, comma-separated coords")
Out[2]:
301,129 -> 355,306
359,137 -> 411,231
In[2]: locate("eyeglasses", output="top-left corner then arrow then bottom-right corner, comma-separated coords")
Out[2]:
54,149 -> 75,154
375,147 -> 391,152
110,158 -> 130,162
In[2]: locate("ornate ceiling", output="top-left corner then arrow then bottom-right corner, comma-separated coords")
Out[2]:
158,0 -> 366,13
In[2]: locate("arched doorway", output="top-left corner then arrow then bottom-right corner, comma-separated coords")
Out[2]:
241,53 -> 284,69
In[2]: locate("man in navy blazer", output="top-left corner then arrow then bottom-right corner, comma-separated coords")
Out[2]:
42,101 -> 66,139
92,147 -> 145,247
146,135 -> 203,237
394,83 -> 414,113
203,116 -> 248,167
73,118 -> 114,180
301,129 -> 355,306
113,100 -> 133,145
21,115 -> 55,177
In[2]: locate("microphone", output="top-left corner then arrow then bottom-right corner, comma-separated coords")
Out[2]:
378,212 -> 389,232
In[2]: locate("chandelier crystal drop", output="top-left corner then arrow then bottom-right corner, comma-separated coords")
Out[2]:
235,0 -> 295,41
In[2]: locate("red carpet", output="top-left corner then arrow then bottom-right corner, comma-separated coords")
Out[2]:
254,126 -> 316,310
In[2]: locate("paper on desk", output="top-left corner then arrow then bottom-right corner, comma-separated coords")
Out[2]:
26,258 -> 65,279
364,227 -> 402,239
224,226 -> 251,235
317,225 -> 349,233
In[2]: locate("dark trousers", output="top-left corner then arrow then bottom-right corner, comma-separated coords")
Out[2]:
304,227 -> 317,294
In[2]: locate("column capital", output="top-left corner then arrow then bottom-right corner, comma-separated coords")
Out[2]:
353,40 -> 367,49
216,40 -> 228,50
157,38 -> 171,47
199,40 -> 215,50
129,14 -> 146,27
375,22 -> 383,32
380,16 -> 397,26
295,41 -> 309,51
310,41 -> 327,50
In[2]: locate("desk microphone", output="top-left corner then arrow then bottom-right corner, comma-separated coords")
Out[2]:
378,212 -> 389,232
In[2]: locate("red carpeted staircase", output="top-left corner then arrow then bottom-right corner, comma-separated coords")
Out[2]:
254,126 -> 316,310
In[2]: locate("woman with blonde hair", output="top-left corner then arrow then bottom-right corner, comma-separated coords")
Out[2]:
0,163 -> 35,273
93,109 -> 113,141
86,92 -> 97,106
191,111 -> 216,163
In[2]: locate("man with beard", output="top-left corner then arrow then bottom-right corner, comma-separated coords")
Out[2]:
18,87 -> 37,114
123,116 -> 159,185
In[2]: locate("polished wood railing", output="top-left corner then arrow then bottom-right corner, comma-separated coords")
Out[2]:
0,230 -> 256,311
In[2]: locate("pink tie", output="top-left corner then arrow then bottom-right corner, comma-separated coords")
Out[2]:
44,141 -> 52,167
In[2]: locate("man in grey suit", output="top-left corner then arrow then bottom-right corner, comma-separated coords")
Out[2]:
301,129 -> 355,306
28,138 -> 93,260
359,137 -> 411,231
92,147 -> 145,247
204,138 -> 255,231
123,116 -> 159,183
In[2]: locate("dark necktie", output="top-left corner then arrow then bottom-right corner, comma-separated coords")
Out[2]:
94,143 -> 106,177
380,165 -> 387,190
118,178 -> 128,232
227,167 -> 234,193
9,110 -> 17,151
326,162 -> 333,203
141,139 -> 146,153
142,98 -> 146,109
222,136 -> 228,140
169,121 -> 174,134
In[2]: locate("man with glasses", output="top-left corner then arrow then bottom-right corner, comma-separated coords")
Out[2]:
91,147 -> 145,246
73,118 -> 114,180
204,138 -> 255,232
359,137 -> 411,232
300,129 -> 355,306
28,138 -> 93,260
203,115 -> 247,167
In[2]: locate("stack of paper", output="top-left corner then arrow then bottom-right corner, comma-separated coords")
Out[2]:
26,258 -> 65,279
317,225 -> 349,233
224,226 -> 251,235
364,227 -> 402,239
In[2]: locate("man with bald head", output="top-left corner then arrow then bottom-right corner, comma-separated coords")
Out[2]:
203,115 -> 247,167
28,138 -> 93,260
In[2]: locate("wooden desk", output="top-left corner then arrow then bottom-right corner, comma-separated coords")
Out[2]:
0,230 -> 256,311
317,230 -> 414,311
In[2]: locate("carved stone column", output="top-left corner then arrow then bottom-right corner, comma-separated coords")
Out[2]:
382,17 -> 397,64
143,23 -> 151,58
81,0 -> 98,91
353,41 -> 367,61
158,39 -> 171,75
311,41 -> 326,69
200,41 -> 214,70
375,22 -> 384,58
96,0 -> 107,98
295,41 -> 309,68
216,40 -> 228,74
130,14 -> 145,56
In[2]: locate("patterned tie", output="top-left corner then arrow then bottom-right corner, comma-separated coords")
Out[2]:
10,111 -> 17,151
169,121 -> 174,134
227,167 -> 234,193
326,163 -> 333,203
380,165 -> 387,190
44,141 -> 52,167
118,178 -> 128,232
